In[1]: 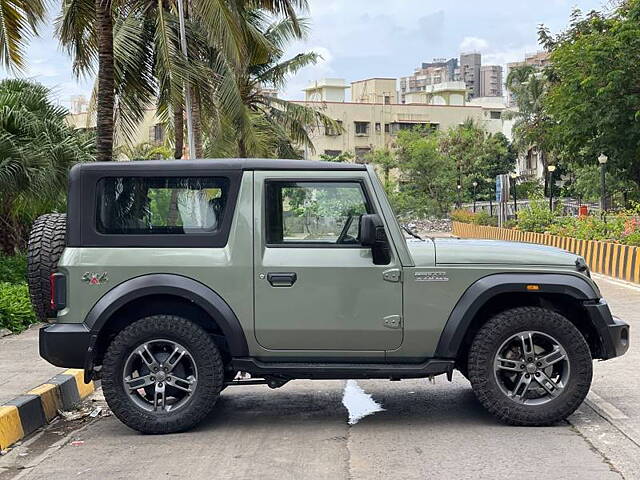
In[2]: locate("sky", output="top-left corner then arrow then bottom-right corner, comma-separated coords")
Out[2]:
8,0 -> 607,109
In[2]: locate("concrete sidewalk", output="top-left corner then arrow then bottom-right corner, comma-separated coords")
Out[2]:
0,325 -> 60,405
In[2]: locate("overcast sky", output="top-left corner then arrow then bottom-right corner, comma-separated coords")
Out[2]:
10,0 -> 606,108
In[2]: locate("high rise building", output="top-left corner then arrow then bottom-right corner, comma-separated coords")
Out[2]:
459,53 -> 482,99
506,51 -> 550,105
399,58 -> 458,103
480,65 -> 503,97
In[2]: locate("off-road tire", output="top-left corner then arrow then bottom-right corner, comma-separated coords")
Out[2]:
468,307 -> 592,426
27,213 -> 67,322
102,315 -> 224,434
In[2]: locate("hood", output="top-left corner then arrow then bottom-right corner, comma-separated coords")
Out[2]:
433,238 -> 580,266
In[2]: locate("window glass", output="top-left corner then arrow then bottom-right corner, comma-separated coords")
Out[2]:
266,182 -> 370,245
96,177 -> 228,234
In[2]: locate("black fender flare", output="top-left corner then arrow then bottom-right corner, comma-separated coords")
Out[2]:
83,274 -> 248,377
434,273 -> 600,359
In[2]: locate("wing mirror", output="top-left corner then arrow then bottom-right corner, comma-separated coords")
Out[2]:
359,214 -> 391,265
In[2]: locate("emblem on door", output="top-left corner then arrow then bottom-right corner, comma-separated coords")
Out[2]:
414,272 -> 448,282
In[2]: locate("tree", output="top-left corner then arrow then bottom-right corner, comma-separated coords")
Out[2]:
319,151 -> 354,163
366,148 -> 397,192
539,1 -> 640,194
0,0 -> 47,70
0,79 -> 94,253
394,128 -> 456,217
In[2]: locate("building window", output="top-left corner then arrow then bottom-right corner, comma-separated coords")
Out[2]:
430,123 -> 440,131
490,111 -> 502,120
150,124 -> 165,144
384,123 -> 390,133
324,150 -> 342,158
375,123 -> 381,134
354,121 -> 370,136
326,120 -> 343,136
355,147 -> 371,163
384,95 -> 391,104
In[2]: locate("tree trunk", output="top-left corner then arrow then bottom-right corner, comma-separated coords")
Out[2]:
190,86 -> 203,158
238,138 -> 247,158
95,0 -> 115,162
173,102 -> 184,159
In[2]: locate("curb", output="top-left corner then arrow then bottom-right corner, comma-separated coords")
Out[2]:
0,369 -> 95,450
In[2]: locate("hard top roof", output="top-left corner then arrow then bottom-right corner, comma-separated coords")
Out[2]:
73,158 -> 367,173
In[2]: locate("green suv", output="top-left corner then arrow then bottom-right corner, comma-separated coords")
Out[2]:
33,159 -> 629,433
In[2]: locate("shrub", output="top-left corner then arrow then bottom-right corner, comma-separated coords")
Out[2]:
450,209 -> 476,223
0,254 -> 27,284
473,210 -> 498,226
0,282 -> 36,333
516,200 -> 557,233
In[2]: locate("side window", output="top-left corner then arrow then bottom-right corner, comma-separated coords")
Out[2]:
96,176 -> 229,235
265,181 -> 371,245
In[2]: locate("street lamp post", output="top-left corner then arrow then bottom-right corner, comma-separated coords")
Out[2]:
509,172 -> 518,215
472,181 -> 478,212
598,153 -> 608,214
456,184 -> 462,209
547,165 -> 556,211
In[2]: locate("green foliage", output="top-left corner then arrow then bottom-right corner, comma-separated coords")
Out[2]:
0,282 -> 36,333
0,254 -> 27,284
319,151 -> 354,163
517,180 -> 544,199
450,209 -> 498,227
366,149 -> 397,192
0,79 -> 94,253
516,200 -> 558,233
450,209 -> 476,224
539,1 -> 640,197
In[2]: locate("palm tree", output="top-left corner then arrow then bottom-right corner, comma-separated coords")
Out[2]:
0,79 -> 94,253
0,0 -> 47,70
205,14 -> 340,158
57,0 -> 309,161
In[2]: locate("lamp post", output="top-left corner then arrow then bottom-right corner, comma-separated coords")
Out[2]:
456,184 -> 462,208
598,153 -> 608,213
472,181 -> 478,212
509,172 -> 518,215
547,165 -> 556,211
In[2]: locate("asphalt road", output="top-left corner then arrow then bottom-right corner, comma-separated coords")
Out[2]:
1,274 -> 639,480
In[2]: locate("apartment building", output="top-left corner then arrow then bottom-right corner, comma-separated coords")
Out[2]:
399,58 -> 458,103
480,65 -> 503,97
459,52 -> 481,99
506,51 -> 550,105
297,78 -> 514,162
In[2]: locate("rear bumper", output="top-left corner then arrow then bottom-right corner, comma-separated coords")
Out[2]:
584,299 -> 629,360
39,323 -> 91,369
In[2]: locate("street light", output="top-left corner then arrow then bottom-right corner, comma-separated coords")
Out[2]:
509,172 -> 518,215
547,165 -> 557,211
598,153 -> 608,213
472,181 -> 478,212
456,184 -> 462,208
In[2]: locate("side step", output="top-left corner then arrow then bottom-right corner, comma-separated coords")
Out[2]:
231,358 -> 455,380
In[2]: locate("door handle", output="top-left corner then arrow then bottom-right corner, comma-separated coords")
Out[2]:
267,272 -> 297,287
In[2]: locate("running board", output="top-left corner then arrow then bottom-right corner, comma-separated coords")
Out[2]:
231,358 -> 455,380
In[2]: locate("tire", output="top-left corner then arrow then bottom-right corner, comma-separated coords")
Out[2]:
102,315 -> 224,434
27,213 -> 67,322
468,306 -> 592,426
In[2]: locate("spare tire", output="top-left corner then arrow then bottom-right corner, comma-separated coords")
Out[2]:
27,213 -> 67,322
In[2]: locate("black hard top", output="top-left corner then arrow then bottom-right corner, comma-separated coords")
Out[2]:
72,158 -> 367,173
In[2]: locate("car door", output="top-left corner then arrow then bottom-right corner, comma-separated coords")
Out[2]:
253,170 -> 403,353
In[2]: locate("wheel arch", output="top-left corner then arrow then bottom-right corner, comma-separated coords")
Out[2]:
84,274 -> 248,381
434,273 -> 603,365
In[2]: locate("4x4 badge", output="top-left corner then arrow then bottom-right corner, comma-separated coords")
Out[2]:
82,272 -> 108,285
415,272 -> 448,282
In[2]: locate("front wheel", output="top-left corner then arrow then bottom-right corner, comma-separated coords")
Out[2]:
102,315 -> 224,434
468,307 -> 592,426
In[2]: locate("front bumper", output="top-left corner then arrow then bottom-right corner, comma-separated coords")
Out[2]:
584,299 -> 630,359
39,323 -> 91,369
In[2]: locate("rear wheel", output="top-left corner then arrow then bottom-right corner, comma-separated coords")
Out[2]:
27,213 -> 67,322
468,307 -> 592,426
102,315 -> 224,434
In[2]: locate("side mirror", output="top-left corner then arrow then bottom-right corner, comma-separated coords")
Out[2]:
359,214 -> 391,265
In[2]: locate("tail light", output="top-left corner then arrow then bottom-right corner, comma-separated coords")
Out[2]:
50,272 -> 67,311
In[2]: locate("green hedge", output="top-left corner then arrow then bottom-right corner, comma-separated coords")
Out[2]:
0,253 -> 27,284
0,282 -> 36,333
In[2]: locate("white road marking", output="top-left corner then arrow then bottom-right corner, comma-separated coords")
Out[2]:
587,391 -> 628,420
592,273 -> 640,293
342,380 -> 384,425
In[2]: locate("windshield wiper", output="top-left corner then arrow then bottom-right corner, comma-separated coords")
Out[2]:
401,224 -> 423,241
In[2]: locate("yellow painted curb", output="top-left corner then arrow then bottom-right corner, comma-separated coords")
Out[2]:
64,369 -> 95,399
28,384 -> 61,422
0,406 -> 24,450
